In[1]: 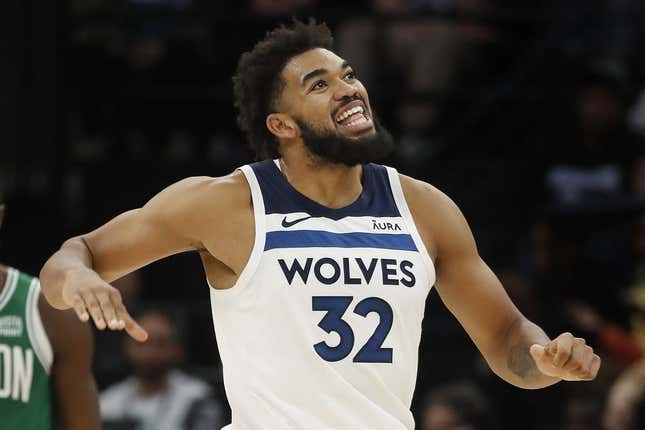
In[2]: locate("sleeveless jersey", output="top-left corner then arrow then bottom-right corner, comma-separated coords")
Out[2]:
209,160 -> 435,430
0,268 -> 53,430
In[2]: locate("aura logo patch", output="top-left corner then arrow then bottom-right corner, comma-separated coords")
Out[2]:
372,220 -> 402,231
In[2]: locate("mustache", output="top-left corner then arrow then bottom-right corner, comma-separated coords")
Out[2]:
332,95 -> 364,118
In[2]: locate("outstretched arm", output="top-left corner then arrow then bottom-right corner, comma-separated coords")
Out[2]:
402,176 -> 601,389
40,173 -> 250,341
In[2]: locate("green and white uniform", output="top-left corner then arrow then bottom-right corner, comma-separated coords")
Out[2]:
0,268 -> 53,430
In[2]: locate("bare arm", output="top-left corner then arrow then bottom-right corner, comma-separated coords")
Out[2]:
40,173 -> 249,341
402,176 -> 601,388
39,295 -> 100,430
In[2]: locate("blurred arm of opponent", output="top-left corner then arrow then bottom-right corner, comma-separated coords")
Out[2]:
39,297 -> 100,429
401,175 -> 601,389
40,172 -> 251,342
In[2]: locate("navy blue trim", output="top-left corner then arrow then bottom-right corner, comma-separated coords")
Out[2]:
249,160 -> 399,220
264,230 -> 417,251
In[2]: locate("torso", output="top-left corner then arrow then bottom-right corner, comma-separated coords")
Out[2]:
199,168 -> 438,291
208,160 -> 436,430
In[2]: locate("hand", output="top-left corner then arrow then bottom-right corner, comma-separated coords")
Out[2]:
61,268 -> 148,342
529,332 -> 601,381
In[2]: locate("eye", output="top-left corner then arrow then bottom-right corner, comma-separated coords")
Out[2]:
344,71 -> 356,81
311,80 -> 327,91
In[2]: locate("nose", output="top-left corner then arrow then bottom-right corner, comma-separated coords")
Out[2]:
333,78 -> 358,101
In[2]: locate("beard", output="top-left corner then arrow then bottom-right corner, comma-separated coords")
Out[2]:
294,114 -> 395,166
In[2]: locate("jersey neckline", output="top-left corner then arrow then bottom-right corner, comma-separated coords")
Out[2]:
0,267 -> 18,312
270,159 -> 373,217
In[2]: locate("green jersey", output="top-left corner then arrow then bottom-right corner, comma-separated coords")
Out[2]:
0,267 -> 53,430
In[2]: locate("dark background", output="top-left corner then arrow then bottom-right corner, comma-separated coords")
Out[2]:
1,1 -> 645,429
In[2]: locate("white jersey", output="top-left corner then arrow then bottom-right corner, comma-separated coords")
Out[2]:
209,160 -> 435,430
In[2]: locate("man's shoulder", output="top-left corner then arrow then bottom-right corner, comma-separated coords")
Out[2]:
172,170 -> 250,202
397,173 -> 453,209
156,170 -> 252,220
395,172 -> 468,259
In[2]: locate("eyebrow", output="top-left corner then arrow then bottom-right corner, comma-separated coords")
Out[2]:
301,61 -> 350,88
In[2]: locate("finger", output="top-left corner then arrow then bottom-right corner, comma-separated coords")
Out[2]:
123,312 -> 148,342
552,333 -> 574,367
563,341 -> 587,372
71,294 -> 90,322
586,355 -> 601,380
96,291 -> 119,330
108,289 -> 127,330
545,340 -> 558,356
575,345 -> 595,377
81,293 -> 106,330
529,344 -> 546,363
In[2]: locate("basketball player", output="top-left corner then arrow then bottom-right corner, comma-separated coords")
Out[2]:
39,20 -> 601,430
0,204 -> 100,429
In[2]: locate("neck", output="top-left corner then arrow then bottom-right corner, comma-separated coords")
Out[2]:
279,152 -> 363,209
136,374 -> 168,397
0,265 -> 7,295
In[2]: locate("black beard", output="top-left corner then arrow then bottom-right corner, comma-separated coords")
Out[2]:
295,115 -> 395,166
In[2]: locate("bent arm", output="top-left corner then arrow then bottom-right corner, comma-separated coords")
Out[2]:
39,173 -> 249,339
403,177 -> 560,389
40,177 -> 209,309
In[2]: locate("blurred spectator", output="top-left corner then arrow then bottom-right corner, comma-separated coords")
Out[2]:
100,308 -> 223,430
627,215 -> 645,351
93,271 -> 145,389
419,381 -> 497,430
603,358 -> 645,430
566,301 -> 642,367
544,67 -> 640,208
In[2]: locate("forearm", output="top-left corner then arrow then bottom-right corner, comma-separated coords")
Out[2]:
39,237 -> 96,309
495,317 -> 561,389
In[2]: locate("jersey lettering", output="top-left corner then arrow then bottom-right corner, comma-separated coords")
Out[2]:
0,344 -> 34,403
279,257 -> 416,287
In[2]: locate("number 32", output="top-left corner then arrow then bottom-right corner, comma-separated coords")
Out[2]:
312,296 -> 393,363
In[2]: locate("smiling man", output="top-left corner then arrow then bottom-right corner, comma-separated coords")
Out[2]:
40,20 -> 600,430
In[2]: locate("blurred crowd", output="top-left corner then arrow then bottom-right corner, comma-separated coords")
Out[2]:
2,0 -> 645,429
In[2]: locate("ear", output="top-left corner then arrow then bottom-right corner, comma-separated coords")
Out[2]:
266,113 -> 298,140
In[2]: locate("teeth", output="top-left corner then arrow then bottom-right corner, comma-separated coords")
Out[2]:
345,115 -> 368,127
336,106 -> 365,123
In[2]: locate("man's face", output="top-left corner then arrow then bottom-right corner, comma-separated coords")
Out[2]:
126,313 -> 181,379
276,48 -> 394,165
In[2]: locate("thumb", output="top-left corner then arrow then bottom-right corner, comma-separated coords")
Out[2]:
529,344 -> 546,363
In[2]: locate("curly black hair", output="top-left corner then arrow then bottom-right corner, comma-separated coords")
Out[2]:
232,19 -> 334,160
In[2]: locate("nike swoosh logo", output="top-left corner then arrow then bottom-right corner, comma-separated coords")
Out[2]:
281,215 -> 313,228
